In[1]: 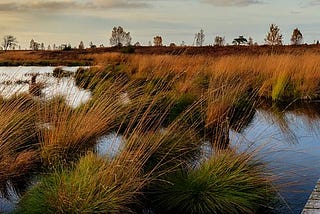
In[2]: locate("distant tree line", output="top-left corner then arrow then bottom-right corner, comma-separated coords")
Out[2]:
0,24 -> 315,51
108,24 -> 305,48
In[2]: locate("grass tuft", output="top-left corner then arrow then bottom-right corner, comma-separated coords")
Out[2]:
148,150 -> 275,214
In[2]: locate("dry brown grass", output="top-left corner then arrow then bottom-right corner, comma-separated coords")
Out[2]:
1,48 -> 319,212
0,95 -> 39,196
38,78 -> 131,167
111,53 -> 320,100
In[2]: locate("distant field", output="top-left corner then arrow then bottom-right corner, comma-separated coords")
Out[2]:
0,45 -> 320,66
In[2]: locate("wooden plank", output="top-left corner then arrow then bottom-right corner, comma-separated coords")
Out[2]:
302,180 -> 320,214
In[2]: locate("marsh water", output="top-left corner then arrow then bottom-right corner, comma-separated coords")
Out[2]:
231,104 -> 320,213
0,66 -> 90,108
1,67 -> 320,213
95,104 -> 320,213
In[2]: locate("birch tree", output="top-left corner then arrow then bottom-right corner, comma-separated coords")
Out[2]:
265,24 -> 283,45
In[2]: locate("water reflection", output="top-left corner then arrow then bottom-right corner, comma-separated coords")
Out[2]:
96,133 -> 124,158
0,66 -> 91,212
231,104 -> 320,213
0,185 -> 19,213
0,66 -> 91,108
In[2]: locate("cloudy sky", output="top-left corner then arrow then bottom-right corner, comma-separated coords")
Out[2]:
0,0 -> 319,48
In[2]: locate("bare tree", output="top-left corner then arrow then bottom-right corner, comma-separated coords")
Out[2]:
291,28 -> 303,45
194,29 -> 205,46
110,26 -> 132,47
214,36 -> 225,46
153,36 -> 163,46
79,41 -> 84,49
265,24 -> 283,45
2,35 -> 18,51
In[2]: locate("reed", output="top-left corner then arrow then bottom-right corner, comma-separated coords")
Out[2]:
16,83 -> 183,213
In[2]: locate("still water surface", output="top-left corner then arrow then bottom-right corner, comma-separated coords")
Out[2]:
231,108 -> 320,213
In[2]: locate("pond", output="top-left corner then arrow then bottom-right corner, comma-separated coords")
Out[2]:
0,66 -> 91,108
0,67 -> 320,213
94,104 -> 320,213
0,66 -> 91,212
231,104 -> 320,213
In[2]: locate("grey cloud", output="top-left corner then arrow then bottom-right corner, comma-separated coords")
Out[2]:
200,0 -> 262,7
0,0 -> 149,12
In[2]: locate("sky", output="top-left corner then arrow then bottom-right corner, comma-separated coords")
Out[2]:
0,0 -> 319,49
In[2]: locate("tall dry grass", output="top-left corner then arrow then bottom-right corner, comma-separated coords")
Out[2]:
3,51 -> 317,212
0,94 -> 39,197
38,77 -> 133,168
82,52 -> 320,147
94,53 -> 320,101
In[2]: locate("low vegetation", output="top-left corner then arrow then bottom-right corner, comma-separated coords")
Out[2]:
1,47 -> 320,212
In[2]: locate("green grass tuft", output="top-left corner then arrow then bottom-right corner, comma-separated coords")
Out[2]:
148,150 -> 275,214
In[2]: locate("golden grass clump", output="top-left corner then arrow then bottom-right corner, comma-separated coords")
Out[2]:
38,78 -> 130,168
0,95 -> 40,196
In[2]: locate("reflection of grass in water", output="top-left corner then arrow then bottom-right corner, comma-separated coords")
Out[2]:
232,105 -> 320,213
